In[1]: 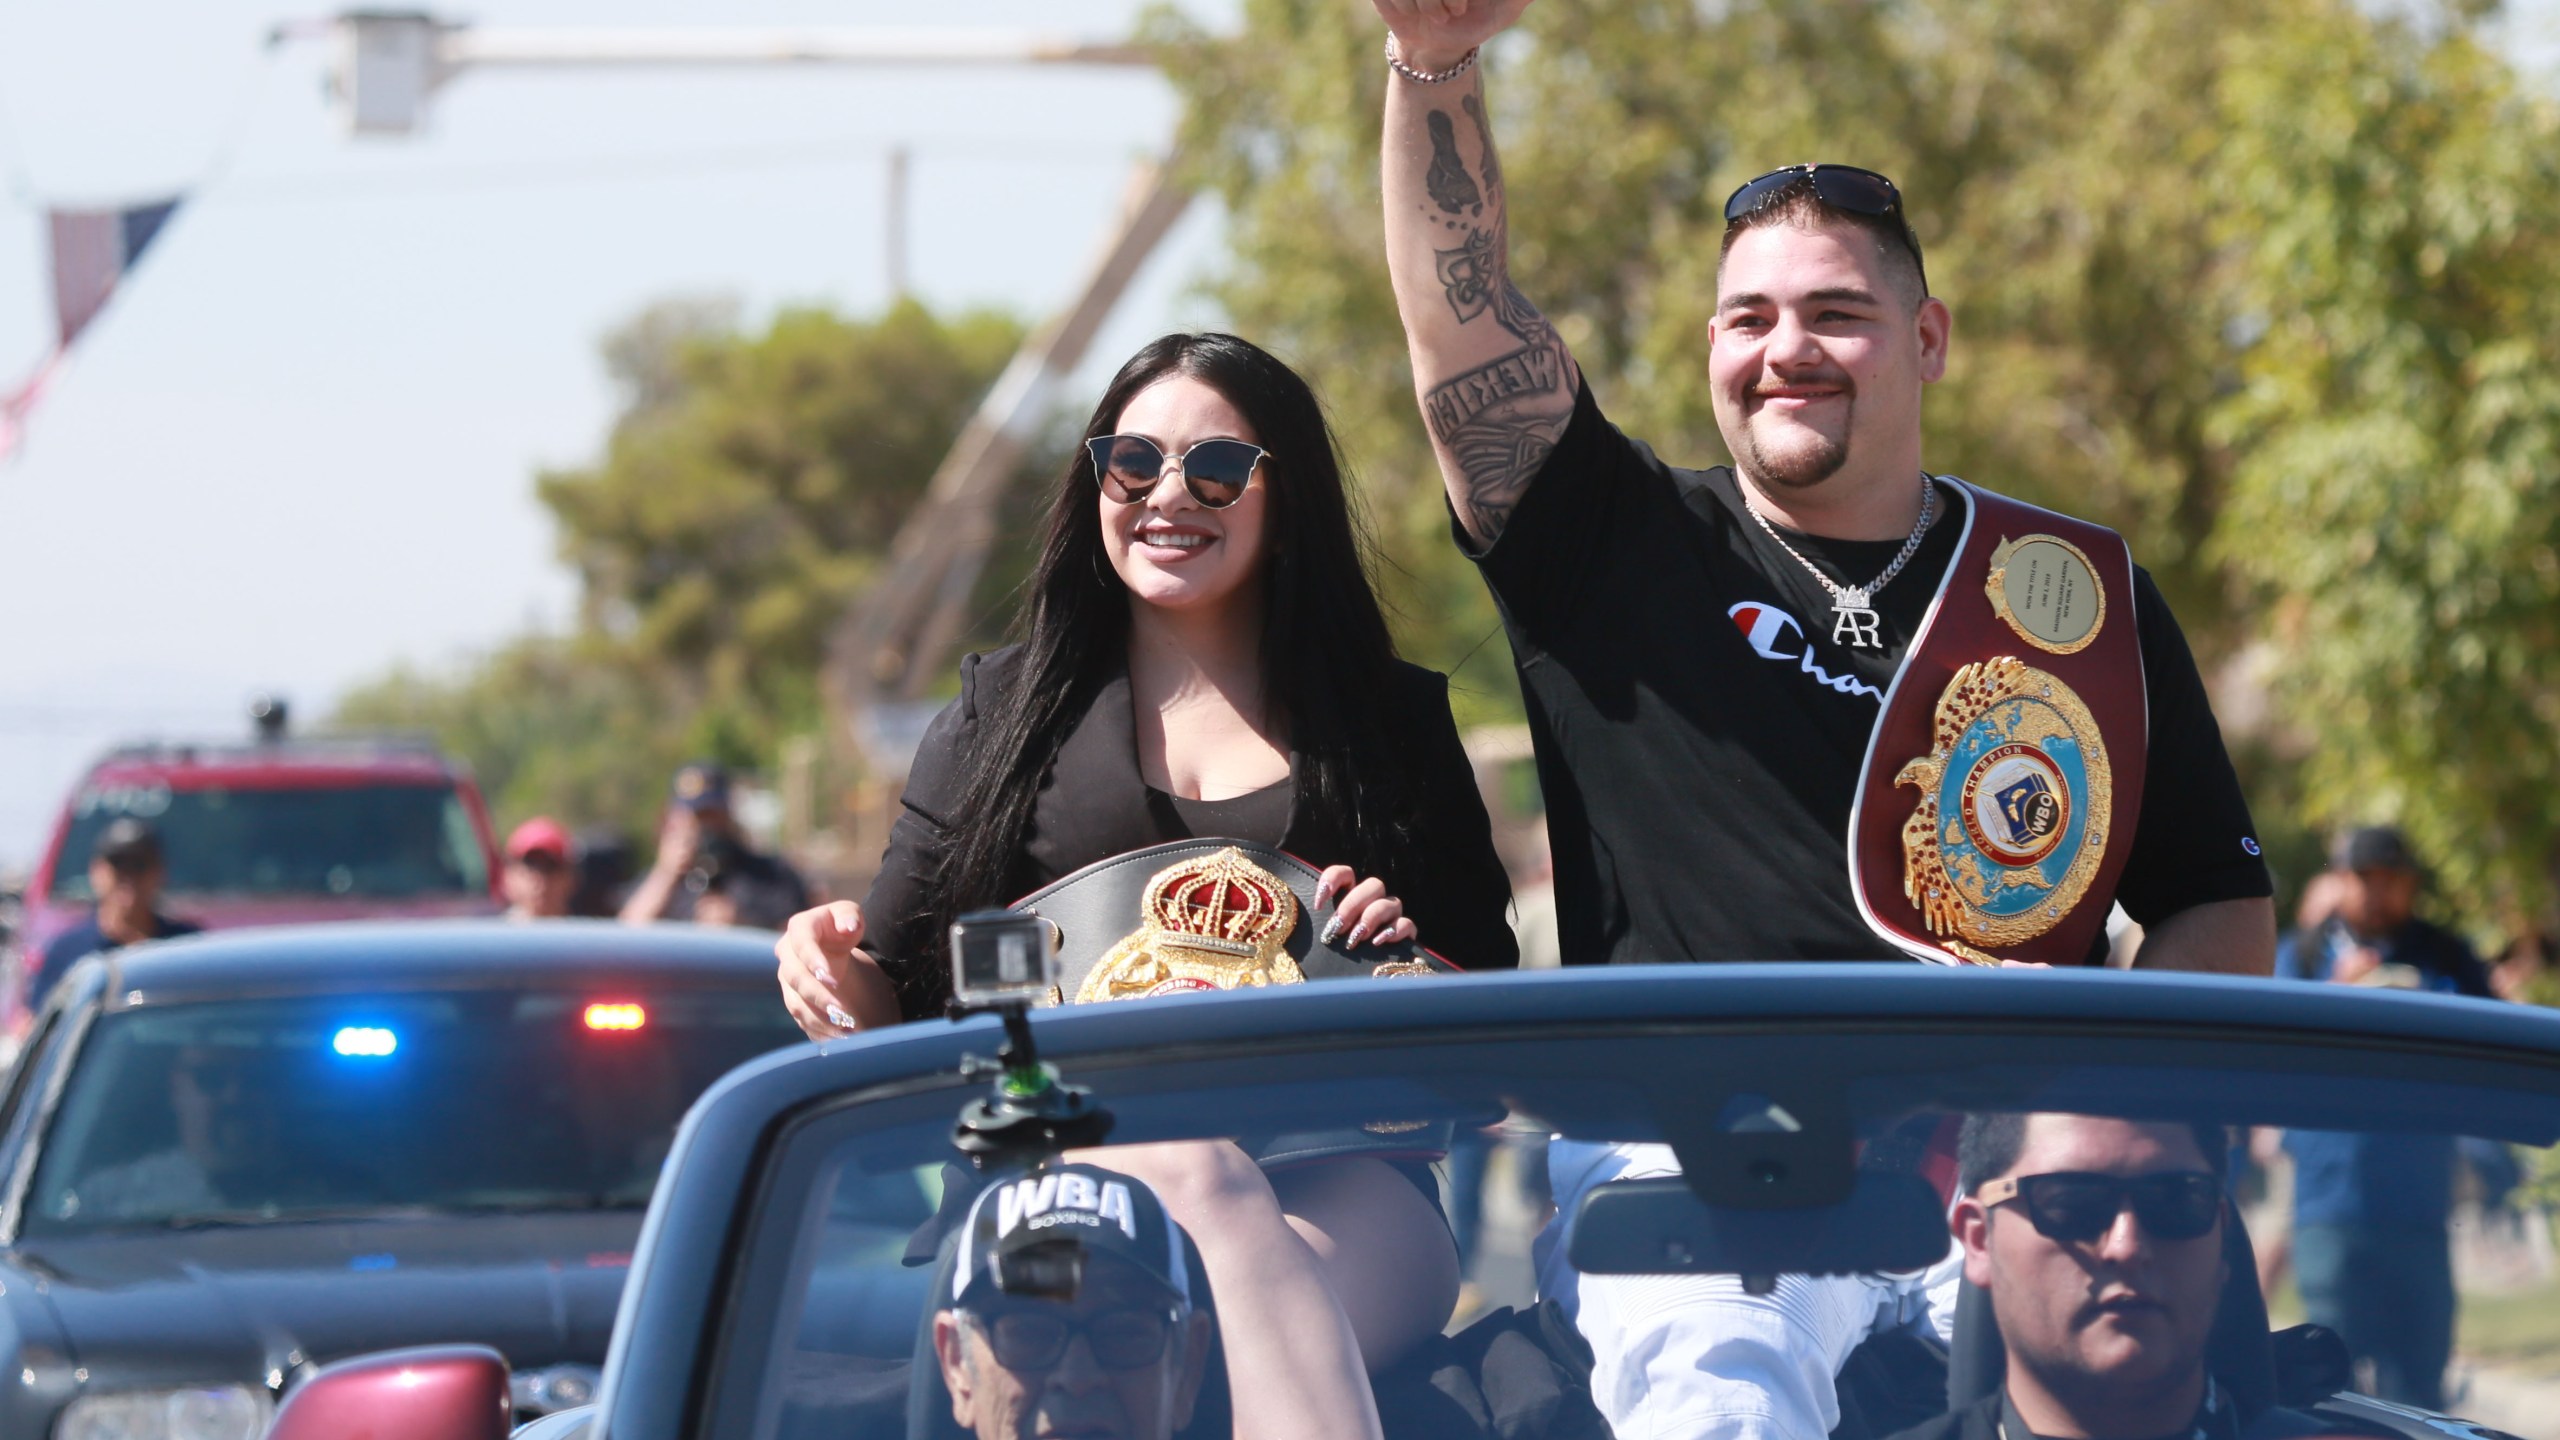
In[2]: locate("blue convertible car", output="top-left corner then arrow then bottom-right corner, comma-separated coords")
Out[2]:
266,965 -> 2557,1440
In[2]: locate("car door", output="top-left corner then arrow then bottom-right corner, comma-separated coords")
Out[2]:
0,981 -> 97,1234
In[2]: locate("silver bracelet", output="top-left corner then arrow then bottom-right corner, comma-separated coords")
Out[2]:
1385,33 -> 1480,84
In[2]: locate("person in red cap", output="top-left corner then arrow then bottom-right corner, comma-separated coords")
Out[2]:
502,817 -> 576,921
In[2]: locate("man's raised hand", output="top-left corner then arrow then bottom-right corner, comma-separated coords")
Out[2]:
1371,0 -> 1537,72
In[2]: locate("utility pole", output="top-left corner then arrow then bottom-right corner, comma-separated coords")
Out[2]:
886,146 -> 911,299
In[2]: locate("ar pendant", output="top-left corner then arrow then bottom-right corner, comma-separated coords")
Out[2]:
1832,589 -> 1883,649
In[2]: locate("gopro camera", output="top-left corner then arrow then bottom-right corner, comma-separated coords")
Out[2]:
951,910 -> 1063,1009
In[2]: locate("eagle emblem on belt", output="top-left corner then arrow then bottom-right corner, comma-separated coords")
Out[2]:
1895,656 -> 2113,957
1076,846 -> 1306,1003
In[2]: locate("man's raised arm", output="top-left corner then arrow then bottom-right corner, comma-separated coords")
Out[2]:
1374,0 -> 1579,550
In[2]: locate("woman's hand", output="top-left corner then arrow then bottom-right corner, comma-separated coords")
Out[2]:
775,901 -> 901,1040
1314,866 -> 1418,950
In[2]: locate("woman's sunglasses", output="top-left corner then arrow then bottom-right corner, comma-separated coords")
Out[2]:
1976,1170 -> 2224,1244
972,1302 -> 1180,1372
1086,434 -> 1267,510
1722,163 -> 1929,294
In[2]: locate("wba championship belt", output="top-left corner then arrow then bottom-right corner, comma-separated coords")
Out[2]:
1848,482 -> 2148,966
1009,838 -> 1463,1168
1010,838 -> 1459,1004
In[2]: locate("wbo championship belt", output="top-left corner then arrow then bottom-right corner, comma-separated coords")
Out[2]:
1847,482 -> 2148,966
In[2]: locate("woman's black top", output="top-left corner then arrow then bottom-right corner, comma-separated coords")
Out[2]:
863,644 -> 1519,1020
1151,778 -> 1294,844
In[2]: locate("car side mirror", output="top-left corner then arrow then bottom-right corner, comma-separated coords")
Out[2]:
269,1344 -> 513,1440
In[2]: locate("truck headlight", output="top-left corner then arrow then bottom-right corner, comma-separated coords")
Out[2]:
56,1385 -> 272,1440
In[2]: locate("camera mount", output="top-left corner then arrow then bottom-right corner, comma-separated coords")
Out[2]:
948,997 -> 1114,1167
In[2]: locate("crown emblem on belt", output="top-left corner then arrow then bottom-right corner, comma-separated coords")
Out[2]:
1077,847 -> 1306,1002
1145,850 -> 1294,957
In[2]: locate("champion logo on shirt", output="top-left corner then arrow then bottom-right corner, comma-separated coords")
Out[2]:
1726,601 -> 1883,703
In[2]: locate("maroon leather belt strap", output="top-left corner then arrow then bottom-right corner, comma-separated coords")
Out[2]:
1848,481 -> 2147,966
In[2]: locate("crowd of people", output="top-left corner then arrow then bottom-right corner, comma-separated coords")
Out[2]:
488,759 -> 809,931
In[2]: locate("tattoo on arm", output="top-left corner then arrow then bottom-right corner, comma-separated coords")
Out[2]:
1423,340 -> 1567,443
1425,111 -> 1483,215
1463,95 -> 1502,206
1433,230 -> 1495,323
1424,322 -> 1574,538
1406,94 -> 1576,542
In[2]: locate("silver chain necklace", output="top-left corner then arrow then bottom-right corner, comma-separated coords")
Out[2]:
1741,475 -> 1937,650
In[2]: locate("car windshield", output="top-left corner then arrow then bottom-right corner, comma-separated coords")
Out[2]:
23,985 -> 800,1234
709,1001 -> 2560,1440
48,781 -> 490,901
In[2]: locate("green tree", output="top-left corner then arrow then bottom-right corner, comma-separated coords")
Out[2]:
539,297 -> 1028,761
1151,0 -> 2560,921
336,297 -> 1032,842
334,636 -> 683,841
2211,12 -> 2560,923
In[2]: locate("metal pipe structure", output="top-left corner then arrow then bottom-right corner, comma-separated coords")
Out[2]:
318,12 -> 1150,135
824,155 -> 1195,772
445,28 -> 1150,69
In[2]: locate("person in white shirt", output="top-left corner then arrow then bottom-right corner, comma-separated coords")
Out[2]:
1537,1140 -> 1962,1440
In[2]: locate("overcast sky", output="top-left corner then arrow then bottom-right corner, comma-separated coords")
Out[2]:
1,1 -> 2554,874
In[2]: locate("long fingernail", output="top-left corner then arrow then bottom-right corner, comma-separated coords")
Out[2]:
1320,915 -> 1344,946
824,1003 -> 856,1030
1312,879 -> 1335,911
1347,923 -> 1370,949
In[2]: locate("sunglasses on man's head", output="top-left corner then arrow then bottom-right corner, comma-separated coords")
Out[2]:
970,1301 -> 1180,1372
1722,163 -> 1930,294
1977,1170 -> 2224,1244
1086,434 -> 1266,510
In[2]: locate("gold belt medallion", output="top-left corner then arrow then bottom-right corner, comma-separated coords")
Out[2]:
1894,656 -> 2113,954
1985,534 -> 2107,654
1076,846 -> 1307,1003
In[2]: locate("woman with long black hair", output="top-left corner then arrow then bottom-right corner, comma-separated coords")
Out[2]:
775,333 -> 1517,1417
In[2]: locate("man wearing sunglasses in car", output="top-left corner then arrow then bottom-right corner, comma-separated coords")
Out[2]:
1370,0 -> 2273,978
1890,1113 -> 2328,1440
927,1162 -> 1223,1440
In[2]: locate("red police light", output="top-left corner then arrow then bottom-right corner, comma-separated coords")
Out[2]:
583,1003 -> 646,1032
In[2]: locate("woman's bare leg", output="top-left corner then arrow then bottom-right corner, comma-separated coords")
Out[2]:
1082,1141 -> 1383,1440
1271,1158 -> 1462,1373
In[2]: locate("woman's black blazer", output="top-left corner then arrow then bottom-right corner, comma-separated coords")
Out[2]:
862,644 -> 1519,1019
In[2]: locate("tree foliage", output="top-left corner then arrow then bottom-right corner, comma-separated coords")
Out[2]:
1149,0 -> 2560,923
538,297 -> 1028,757
336,298 -> 1029,841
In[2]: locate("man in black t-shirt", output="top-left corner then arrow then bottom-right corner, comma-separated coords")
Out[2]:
34,819 -> 202,1009
1372,0 -> 2272,973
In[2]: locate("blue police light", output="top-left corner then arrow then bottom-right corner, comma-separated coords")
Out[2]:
331,1026 -> 398,1058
